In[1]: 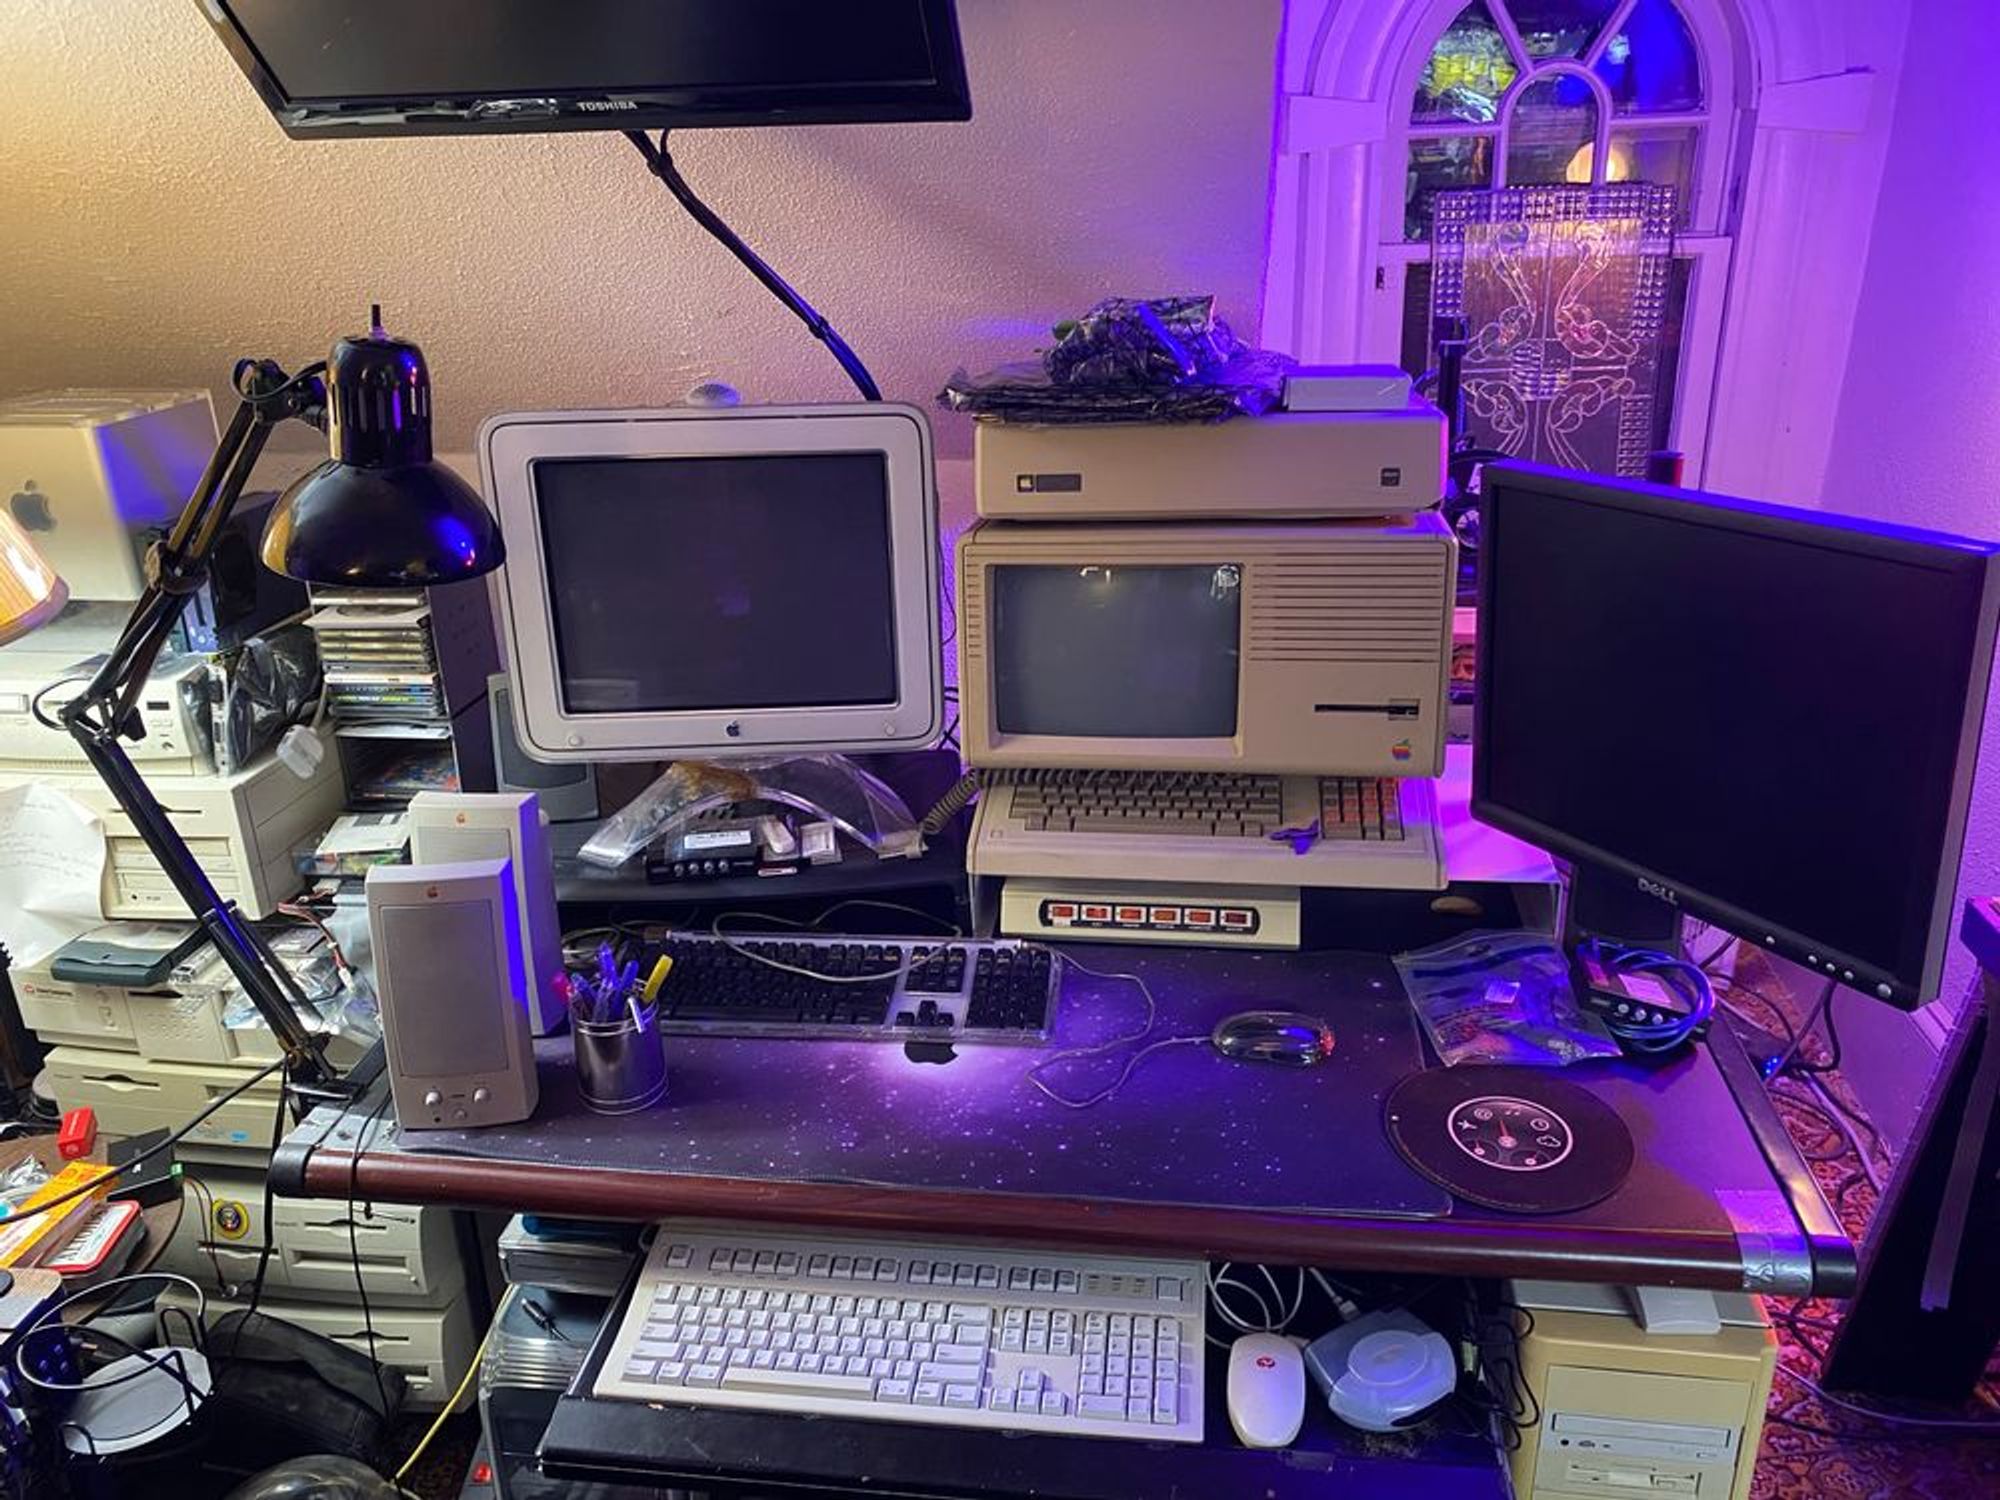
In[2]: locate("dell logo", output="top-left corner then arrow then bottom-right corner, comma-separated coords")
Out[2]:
576,99 -> 638,112
1637,877 -> 1679,905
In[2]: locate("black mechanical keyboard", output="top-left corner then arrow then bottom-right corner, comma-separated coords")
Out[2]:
641,933 -> 1060,1044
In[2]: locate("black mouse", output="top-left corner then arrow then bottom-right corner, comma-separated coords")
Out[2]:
1211,1010 -> 1336,1067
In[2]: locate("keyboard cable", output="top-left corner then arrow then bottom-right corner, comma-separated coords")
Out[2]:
709,904 -> 964,985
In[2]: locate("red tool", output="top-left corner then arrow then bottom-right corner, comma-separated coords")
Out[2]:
56,1107 -> 97,1161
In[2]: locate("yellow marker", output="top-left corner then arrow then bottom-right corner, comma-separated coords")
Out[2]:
641,954 -> 673,1003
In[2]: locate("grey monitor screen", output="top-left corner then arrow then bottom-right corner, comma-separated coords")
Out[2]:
992,564 -> 1241,738
534,453 -> 899,714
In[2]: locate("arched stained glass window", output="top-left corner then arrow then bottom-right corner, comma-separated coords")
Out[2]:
1406,0 -> 1706,241
1383,0 -> 1730,478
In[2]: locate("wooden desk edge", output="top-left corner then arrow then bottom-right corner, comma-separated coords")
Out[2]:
281,1134 -> 1777,1292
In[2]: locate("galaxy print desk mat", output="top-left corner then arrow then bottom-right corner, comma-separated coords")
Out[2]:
389,943 -> 1454,1220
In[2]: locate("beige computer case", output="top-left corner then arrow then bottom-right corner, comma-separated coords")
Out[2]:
0,391 -> 218,601
1507,1282 -> 1777,1500
974,404 -> 1446,520
957,514 -> 1455,778
0,726 -> 344,920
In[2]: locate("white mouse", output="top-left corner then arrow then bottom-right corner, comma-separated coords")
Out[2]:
1226,1332 -> 1306,1448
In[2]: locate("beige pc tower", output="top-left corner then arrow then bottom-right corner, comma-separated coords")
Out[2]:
1507,1281 -> 1776,1500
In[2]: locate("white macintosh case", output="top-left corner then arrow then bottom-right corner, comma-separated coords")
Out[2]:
0,390 -> 218,601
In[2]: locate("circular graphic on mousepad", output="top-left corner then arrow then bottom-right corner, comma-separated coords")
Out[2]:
1384,1068 -> 1634,1214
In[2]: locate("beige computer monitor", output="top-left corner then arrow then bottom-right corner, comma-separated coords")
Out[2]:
956,515 -> 1455,777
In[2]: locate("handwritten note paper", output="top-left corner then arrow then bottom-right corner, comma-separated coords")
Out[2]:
0,783 -> 107,969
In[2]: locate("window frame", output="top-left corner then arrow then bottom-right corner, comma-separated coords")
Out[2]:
1267,0 -> 1905,504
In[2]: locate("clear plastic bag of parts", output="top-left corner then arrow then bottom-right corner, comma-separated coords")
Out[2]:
1394,929 -> 1621,1067
578,755 -> 920,869
938,294 -> 1294,424
209,622 -> 323,774
178,921 -> 382,1047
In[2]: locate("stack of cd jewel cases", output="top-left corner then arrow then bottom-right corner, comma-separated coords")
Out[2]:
305,590 -> 445,724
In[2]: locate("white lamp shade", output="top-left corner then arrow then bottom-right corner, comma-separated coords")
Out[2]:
0,508 -> 67,644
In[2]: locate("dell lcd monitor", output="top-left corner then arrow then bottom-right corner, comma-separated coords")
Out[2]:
1474,462 -> 1999,1008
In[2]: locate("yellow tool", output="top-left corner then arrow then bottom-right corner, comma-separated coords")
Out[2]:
641,954 -> 674,1003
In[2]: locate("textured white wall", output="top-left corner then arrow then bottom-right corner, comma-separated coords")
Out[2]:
0,0 -> 1281,459
1823,0 -> 2000,1014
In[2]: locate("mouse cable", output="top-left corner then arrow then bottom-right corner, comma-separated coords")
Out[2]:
1779,1363 -> 2000,1435
1026,953 -> 1207,1109
624,129 -> 882,403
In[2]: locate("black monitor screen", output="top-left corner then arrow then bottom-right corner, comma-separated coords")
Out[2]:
534,454 -> 899,714
1475,467 -> 1993,995
992,564 -> 1241,738
214,1 -> 967,127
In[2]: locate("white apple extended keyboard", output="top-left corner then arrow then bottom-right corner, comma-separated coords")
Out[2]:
593,1221 -> 1207,1443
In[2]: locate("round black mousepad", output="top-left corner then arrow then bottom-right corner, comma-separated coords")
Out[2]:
1383,1067 -> 1634,1214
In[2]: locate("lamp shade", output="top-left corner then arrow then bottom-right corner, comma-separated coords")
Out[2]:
260,314 -> 503,586
0,507 -> 68,644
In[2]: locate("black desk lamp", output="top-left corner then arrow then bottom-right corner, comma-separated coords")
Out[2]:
25,308 -> 502,1094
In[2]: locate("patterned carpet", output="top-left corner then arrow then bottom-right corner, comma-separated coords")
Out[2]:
1713,951 -> 2000,1499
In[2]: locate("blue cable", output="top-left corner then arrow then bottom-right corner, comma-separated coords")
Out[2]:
1579,939 -> 1717,1054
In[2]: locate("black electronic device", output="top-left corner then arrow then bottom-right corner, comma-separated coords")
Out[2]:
1571,945 -> 1710,1042
645,854 -> 767,884
1474,461 -> 2000,1009
106,1128 -> 182,1209
167,491 -> 311,654
50,928 -> 207,988
488,672 -> 598,822
1383,1067 -> 1635,1214
200,0 -> 972,139
640,933 -> 1057,1042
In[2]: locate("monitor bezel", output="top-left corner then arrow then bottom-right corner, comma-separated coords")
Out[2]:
1472,460 -> 2000,1009
200,0 -> 972,139
483,404 -> 944,763
954,513 -> 1456,778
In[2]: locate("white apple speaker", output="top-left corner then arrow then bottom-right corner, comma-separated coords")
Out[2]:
366,858 -> 539,1130
407,790 -> 566,1035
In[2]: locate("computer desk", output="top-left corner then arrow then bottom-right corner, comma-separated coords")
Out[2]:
277,748 -> 1851,1295
274,963 -> 1851,1296
269,758 -> 1853,1495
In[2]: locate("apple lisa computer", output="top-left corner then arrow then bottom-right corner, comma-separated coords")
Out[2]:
483,403 -> 945,764
956,511 -> 1456,949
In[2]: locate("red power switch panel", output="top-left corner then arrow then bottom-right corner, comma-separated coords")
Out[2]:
57,1108 -> 97,1161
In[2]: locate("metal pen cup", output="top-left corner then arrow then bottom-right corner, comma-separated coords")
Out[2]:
573,1001 -> 668,1114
